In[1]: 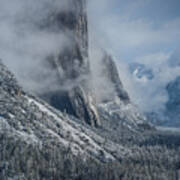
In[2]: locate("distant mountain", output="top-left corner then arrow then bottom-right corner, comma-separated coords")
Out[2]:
0,60 -> 127,162
129,62 -> 180,127
20,0 -> 147,131
129,62 -> 154,82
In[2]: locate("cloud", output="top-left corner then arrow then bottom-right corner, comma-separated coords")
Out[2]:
1,0 -> 180,116
88,42 -> 117,103
0,0 -> 121,102
88,0 -> 180,59
88,0 -> 180,113
0,0 -> 72,93
124,51 -> 180,112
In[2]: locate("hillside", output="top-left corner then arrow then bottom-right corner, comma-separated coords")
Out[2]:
1,0 -> 180,179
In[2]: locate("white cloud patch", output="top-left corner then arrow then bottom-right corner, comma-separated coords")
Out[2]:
130,53 -> 180,112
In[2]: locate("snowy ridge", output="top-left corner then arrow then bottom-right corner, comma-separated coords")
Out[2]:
0,83 -> 131,163
26,94 -> 131,160
99,101 -> 149,131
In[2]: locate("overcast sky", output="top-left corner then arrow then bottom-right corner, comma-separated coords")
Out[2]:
88,0 -> 180,112
88,0 -> 180,61
0,0 -> 179,113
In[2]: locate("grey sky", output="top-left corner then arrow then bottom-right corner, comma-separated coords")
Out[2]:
88,0 -> 180,113
88,0 -> 180,61
114,0 -> 180,21
0,0 -> 179,113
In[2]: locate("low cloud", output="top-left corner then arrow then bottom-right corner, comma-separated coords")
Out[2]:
0,0 -> 73,93
122,51 -> 180,112
88,0 -> 180,113
1,0 -> 180,115
88,0 -> 180,59
89,41 -> 117,103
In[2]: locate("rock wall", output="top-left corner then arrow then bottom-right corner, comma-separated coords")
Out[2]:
101,53 -> 130,102
38,0 -> 131,127
39,0 -> 100,126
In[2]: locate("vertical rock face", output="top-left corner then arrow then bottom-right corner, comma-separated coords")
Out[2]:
46,0 -> 89,79
0,0 -> 150,140
40,0 -> 100,126
38,0 -> 135,127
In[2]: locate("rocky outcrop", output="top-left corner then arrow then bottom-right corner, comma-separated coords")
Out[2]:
0,61 -> 130,165
38,0 -> 131,127
101,53 -> 130,102
129,63 -> 180,127
1,0 -> 149,130
1,61 -> 180,180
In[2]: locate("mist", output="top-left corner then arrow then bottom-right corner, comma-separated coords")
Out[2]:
0,0 -> 121,103
0,0 -> 72,93
88,41 -> 117,103
126,52 -> 180,112
88,0 -> 180,113
1,0 -> 180,115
